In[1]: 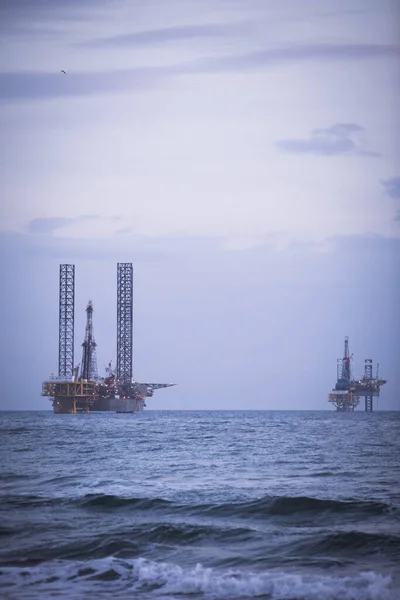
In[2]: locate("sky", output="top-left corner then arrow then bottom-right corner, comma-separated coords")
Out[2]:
0,0 -> 399,410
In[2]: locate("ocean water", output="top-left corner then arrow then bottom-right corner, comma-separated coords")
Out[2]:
0,410 -> 399,600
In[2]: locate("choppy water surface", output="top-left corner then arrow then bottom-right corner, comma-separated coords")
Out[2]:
1,410 -> 399,600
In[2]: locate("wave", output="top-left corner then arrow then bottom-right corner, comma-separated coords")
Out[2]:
0,526 -> 20,538
0,557 -> 398,599
4,520 -> 398,572
1,492 -> 396,519
0,493 -> 166,510
0,473 -> 29,483
191,495 -> 395,519
312,530 -> 400,555
130,523 -> 254,545
1,523 -> 258,567
81,494 -> 173,510
0,494 -> 63,508
3,426 -> 30,435
79,493 -> 396,518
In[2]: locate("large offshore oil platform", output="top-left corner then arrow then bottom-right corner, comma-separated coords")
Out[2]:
328,336 -> 386,412
42,263 -> 175,413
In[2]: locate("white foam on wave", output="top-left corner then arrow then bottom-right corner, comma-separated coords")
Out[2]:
0,557 -> 398,600
132,559 -> 397,600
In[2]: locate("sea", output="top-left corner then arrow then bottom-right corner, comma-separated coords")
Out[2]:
0,410 -> 399,600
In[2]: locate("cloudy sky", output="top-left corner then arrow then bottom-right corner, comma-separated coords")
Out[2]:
0,0 -> 399,410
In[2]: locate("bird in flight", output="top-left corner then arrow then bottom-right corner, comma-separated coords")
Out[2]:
61,70 -> 66,74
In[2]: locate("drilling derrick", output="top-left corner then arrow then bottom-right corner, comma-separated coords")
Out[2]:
80,301 -> 98,381
341,336 -> 351,383
328,336 -> 387,412
329,336 -> 360,411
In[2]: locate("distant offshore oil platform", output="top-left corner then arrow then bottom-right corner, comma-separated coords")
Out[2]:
42,263 -> 175,413
329,336 -> 386,412
42,265 -> 386,414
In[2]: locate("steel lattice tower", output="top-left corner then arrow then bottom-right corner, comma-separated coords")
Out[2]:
116,263 -> 133,382
364,359 -> 373,412
80,301 -> 98,381
59,264 -> 75,379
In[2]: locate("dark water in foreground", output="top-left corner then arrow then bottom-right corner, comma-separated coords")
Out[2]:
0,410 -> 399,600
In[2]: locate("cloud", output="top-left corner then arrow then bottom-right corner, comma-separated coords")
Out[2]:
28,215 -> 100,235
0,0 -> 106,26
381,177 -> 400,222
26,215 -> 139,239
381,177 -> 400,199
28,217 -> 76,234
189,43 -> 400,74
85,22 -> 247,47
1,41 -> 399,103
0,229 -> 205,262
0,67 -> 171,102
275,123 -> 379,157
